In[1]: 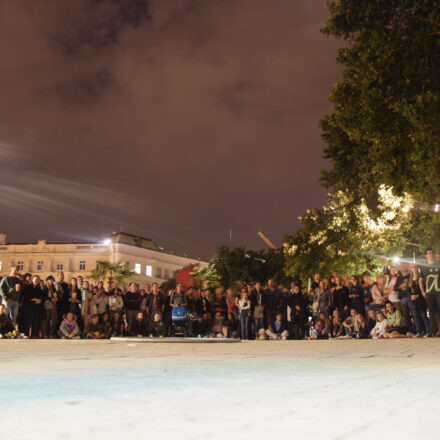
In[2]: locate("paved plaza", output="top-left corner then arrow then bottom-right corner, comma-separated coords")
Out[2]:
1,339 -> 439,439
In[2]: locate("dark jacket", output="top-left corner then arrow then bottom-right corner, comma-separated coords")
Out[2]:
147,320 -> 165,337
0,313 -> 15,335
264,288 -> 282,311
124,291 -> 142,310
333,286 -> 350,310
131,318 -> 148,336
147,292 -> 165,313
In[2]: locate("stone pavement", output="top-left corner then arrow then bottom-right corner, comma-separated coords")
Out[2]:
0,339 -> 439,439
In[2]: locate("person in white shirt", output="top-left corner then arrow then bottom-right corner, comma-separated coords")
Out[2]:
238,287 -> 251,340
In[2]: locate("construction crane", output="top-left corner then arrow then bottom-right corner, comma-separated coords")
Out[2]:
257,231 -> 277,250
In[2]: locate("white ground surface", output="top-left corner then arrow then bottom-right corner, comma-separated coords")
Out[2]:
0,339 -> 439,440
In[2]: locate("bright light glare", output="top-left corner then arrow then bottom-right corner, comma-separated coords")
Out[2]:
103,239 -> 111,245
392,256 -> 400,264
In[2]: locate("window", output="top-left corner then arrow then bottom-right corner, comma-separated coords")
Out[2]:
134,263 -> 141,274
37,261 -> 43,271
17,261 -> 24,270
164,268 -> 170,279
156,267 -> 162,278
56,261 -> 63,271
146,265 -> 152,277
79,260 -> 86,270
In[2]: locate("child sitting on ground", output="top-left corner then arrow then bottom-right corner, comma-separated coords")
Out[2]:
86,314 -> 105,339
370,312 -> 388,338
147,312 -> 165,337
58,312 -> 81,339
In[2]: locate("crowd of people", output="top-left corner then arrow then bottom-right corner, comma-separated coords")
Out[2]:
1,248 -> 440,341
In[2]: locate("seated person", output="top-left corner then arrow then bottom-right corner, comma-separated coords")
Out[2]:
355,315 -> 369,339
366,309 -> 377,334
147,312 -> 165,337
342,308 -> 361,338
313,312 -> 329,339
131,312 -> 148,337
211,312 -> 228,338
86,314 -> 105,339
108,311 -> 124,337
0,304 -> 16,338
266,313 -> 289,340
383,301 -> 409,339
101,312 -> 111,338
191,312 -> 212,337
58,312 -> 81,339
370,312 -> 388,338
330,309 -> 343,338
228,313 -> 240,339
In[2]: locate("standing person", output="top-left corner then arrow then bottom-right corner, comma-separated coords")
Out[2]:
81,291 -> 98,335
371,275 -> 386,311
313,281 -> 331,318
147,283 -> 164,318
287,283 -> 305,339
395,264 -> 415,333
43,276 -> 58,338
349,275 -> 365,316
418,248 -> 440,337
0,265 -> 22,326
55,271 -> 69,325
212,286 -> 227,318
124,283 -> 142,333
251,282 -> 265,338
68,278 -> 81,317
93,287 -> 109,317
226,288 -> 238,322
238,287 -> 251,340
384,267 -> 400,311
170,283 -> 188,308
409,264 -> 429,337
264,279 -> 282,329
22,275 -> 45,338
333,277 -> 350,319
108,287 -> 124,319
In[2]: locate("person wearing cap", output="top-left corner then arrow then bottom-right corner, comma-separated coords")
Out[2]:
0,265 -> 22,326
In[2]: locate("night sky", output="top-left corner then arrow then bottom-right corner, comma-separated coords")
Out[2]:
0,0 -> 342,259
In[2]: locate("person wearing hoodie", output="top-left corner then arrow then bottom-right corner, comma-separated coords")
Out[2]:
58,312 -> 81,339
0,265 -> 22,326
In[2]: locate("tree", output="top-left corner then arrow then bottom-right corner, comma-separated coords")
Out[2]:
209,246 -> 289,289
321,1 -> 440,204
283,186 -> 420,281
91,260 -> 135,290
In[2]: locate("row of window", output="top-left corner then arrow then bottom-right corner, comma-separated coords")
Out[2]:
0,260 -> 86,272
0,260 -> 174,279
133,263 -> 172,279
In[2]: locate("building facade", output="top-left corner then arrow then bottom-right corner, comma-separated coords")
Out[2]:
0,232 -> 207,287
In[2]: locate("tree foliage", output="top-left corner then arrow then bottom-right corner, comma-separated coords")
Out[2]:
321,0 -> 440,204
283,186 -> 440,281
90,260 -> 135,288
205,246 -> 289,289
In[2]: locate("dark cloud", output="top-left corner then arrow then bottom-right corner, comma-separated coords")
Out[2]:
0,0 -> 341,258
